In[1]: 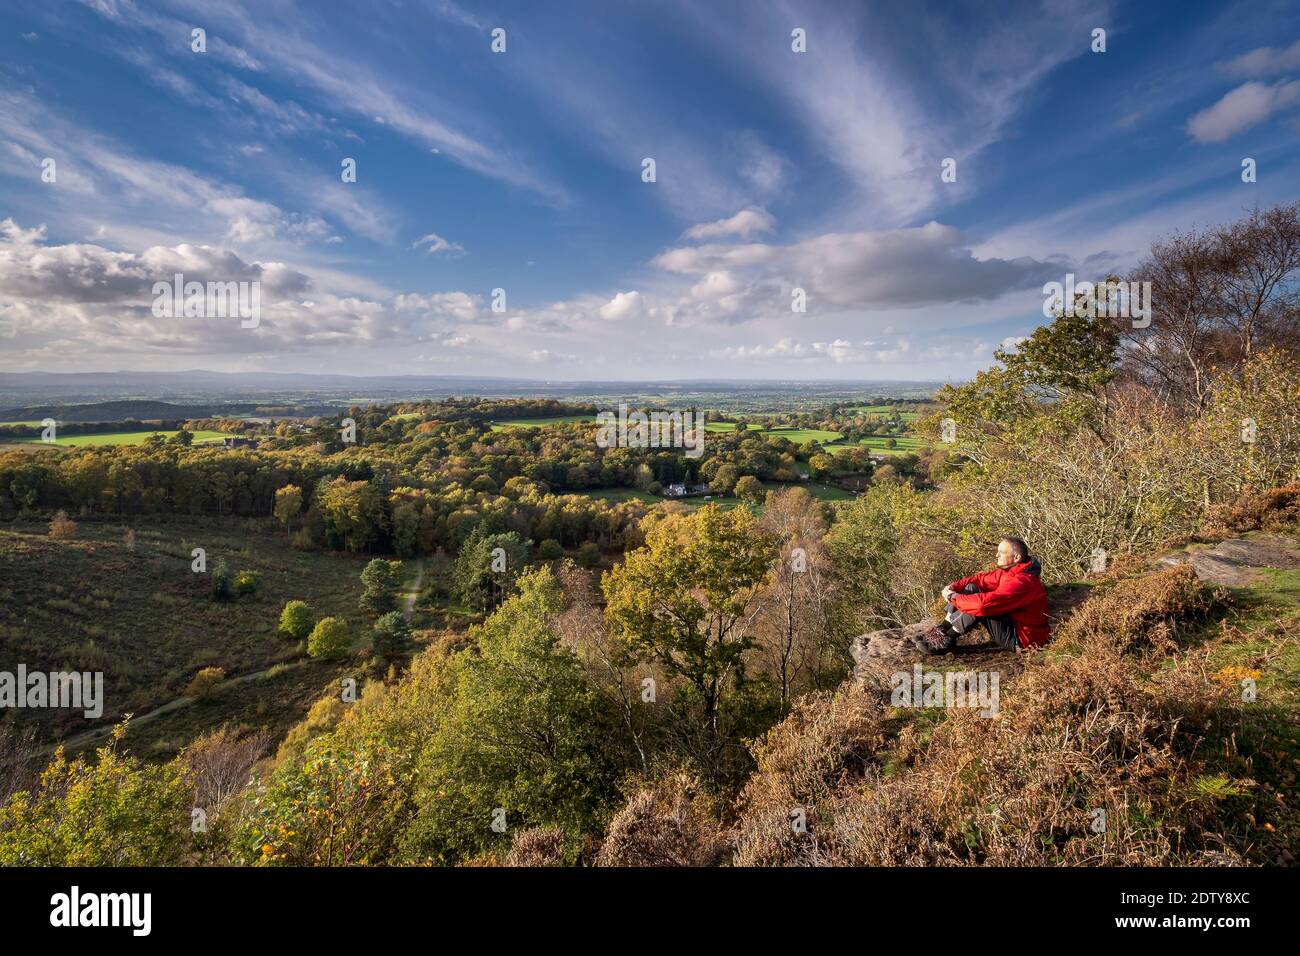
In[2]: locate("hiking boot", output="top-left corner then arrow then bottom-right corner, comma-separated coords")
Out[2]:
911,625 -> 955,655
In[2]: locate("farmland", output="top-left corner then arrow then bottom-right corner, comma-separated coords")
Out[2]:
3,429 -> 229,447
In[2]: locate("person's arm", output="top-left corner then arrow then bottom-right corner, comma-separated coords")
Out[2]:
951,577 -> 1034,617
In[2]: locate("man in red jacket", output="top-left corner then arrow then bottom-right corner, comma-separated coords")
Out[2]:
911,537 -> 1050,655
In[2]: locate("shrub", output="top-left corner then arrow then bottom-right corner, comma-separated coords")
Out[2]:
503,827 -> 568,867
0,724 -> 192,866
211,560 -> 233,601
595,774 -> 728,867
537,539 -> 565,560
1200,482 -> 1300,538
233,570 -> 261,597
185,667 -> 226,699
278,601 -> 314,641
308,617 -> 352,660
575,541 -> 601,569
48,510 -> 77,540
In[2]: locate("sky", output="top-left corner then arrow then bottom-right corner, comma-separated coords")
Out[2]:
0,0 -> 1297,381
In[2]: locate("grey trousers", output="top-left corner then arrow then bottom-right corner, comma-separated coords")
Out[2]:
945,583 -> 1020,651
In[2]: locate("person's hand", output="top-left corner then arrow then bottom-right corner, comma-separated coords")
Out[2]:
941,585 -> 954,602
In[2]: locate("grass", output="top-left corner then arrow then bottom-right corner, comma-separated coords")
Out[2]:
825,434 -> 929,455
0,517 -> 375,759
575,480 -> 854,512
490,415 -> 593,430
574,488 -> 664,505
703,423 -> 844,444
4,429 -> 229,447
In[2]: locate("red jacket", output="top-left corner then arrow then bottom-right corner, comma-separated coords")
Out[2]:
949,559 -> 1050,648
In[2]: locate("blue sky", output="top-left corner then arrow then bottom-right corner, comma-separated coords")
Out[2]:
0,0 -> 1297,380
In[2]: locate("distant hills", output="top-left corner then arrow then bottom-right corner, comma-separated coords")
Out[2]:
0,369 -> 947,419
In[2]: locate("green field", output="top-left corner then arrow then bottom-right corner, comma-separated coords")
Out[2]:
4,429 -> 229,447
703,423 -> 844,444
847,404 -> 921,422
825,435 -> 928,455
490,415 -> 594,430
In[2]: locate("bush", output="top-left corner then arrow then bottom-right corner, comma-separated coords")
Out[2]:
308,617 -> 352,661
575,542 -> 601,569
185,667 -> 226,699
233,570 -> 261,597
503,827 -> 568,867
278,601 -> 314,641
211,561 -> 233,601
537,539 -> 565,561
595,774 -> 728,867
48,510 -> 77,540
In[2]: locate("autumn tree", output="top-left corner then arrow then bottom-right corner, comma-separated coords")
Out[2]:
603,504 -> 775,738
273,484 -> 303,536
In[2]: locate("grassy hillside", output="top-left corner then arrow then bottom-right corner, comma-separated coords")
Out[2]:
0,517 -> 374,757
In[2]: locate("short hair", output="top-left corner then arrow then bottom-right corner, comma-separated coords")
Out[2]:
1000,536 -> 1029,561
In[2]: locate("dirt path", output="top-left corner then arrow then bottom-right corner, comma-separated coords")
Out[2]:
400,561 -> 426,621
43,663 -> 289,755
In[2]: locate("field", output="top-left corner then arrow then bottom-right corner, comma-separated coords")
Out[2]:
3,429 -> 229,447
575,480 -> 855,511
0,517 -> 376,759
490,415 -> 593,430
702,423 -> 844,444
847,404 -> 922,422
826,434 -> 929,455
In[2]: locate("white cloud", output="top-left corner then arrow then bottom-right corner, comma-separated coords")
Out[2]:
1219,40 -> 1300,78
598,290 -> 644,321
412,231 -> 466,256
1187,80 -> 1300,142
683,207 -> 776,242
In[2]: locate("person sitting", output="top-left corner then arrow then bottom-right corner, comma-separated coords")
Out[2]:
911,536 -> 1050,655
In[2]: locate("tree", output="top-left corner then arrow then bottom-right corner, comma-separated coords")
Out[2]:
279,600 -> 314,641
318,477 -> 386,552
603,504 -> 776,736
453,527 -> 530,612
537,538 -> 565,560
274,484 -> 303,536
734,475 -> 764,503
308,617 -> 352,660
406,567 -> 621,863
710,463 -> 739,495
360,559 -> 404,617
372,611 -> 413,661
